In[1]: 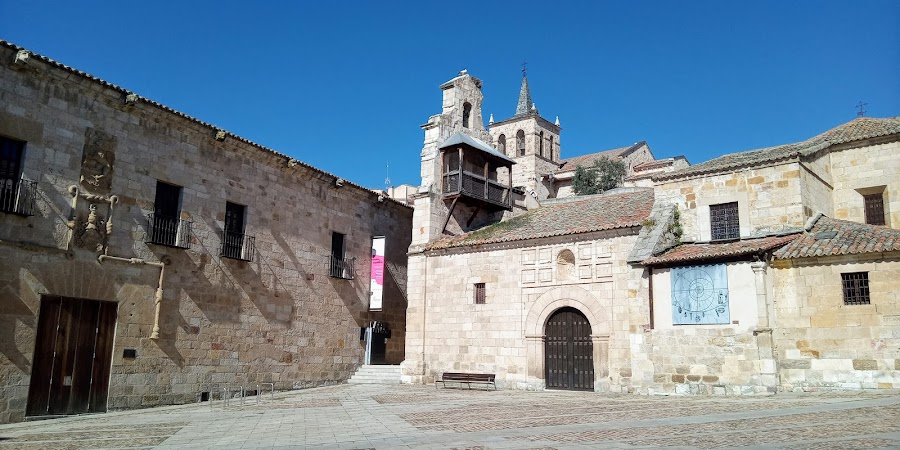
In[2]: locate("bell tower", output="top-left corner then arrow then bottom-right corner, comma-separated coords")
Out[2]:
411,71 -> 515,247
488,69 -> 561,200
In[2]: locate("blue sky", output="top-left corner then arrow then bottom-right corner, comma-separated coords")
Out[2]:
2,1 -> 898,189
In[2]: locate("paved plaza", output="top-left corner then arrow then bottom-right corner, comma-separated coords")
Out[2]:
1,384 -> 899,449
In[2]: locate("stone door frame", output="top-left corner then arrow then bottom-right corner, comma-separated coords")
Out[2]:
524,286 -> 610,391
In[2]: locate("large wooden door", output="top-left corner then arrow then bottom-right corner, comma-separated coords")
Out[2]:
26,296 -> 117,417
544,307 -> 594,391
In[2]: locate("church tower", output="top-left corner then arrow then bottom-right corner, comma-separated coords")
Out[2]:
488,70 -> 561,200
410,70 -> 515,247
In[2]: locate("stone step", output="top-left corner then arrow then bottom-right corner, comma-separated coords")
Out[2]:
347,365 -> 401,384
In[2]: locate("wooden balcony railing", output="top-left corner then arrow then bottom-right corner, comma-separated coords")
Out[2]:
442,170 -> 511,208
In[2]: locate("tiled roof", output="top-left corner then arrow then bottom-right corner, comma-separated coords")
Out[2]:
655,117 -> 900,181
774,216 -> 900,259
633,159 -> 675,172
0,40 -> 412,209
642,234 -> 798,266
557,141 -> 645,172
441,132 -> 515,164
425,189 -> 655,250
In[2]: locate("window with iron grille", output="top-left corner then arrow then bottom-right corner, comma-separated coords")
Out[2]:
474,283 -> 486,304
0,135 -> 36,216
841,272 -> 870,305
147,181 -> 191,248
863,193 -> 885,225
710,202 -> 739,240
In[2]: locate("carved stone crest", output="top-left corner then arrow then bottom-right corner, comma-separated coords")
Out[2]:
80,128 -> 116,193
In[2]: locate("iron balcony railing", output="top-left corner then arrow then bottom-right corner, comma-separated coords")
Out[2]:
0,177 -> 37,216
221,231 -> 255,261
329,255 -> 355,279
442,170 -> 511,208
146,213 -> 192,248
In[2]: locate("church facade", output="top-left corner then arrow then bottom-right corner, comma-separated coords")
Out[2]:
402,69 -> 900,395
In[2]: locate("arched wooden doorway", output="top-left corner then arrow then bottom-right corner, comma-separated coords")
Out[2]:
544,307 -> 594,390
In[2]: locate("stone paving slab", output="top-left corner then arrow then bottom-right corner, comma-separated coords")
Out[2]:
0,384 -> 898,449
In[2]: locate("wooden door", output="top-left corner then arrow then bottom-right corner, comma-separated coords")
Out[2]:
544,307 -> 594,391
26,296 -> 117,417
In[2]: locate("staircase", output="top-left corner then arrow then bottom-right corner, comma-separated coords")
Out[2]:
347,365 -> 401,384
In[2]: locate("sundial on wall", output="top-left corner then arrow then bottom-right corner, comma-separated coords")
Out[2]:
671,264 -> 730,325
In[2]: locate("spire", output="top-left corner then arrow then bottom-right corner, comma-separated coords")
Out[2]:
515,68 -> 533,116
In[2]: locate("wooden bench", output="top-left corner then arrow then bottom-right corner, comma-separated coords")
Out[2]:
435,372 -> 496,390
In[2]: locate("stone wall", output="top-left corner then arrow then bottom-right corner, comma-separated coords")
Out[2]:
772,255 -> 900,390
0,44 -> 412,423
402,229 -> 643,392
830,140 -> 900,228
638,262 -> 778,395
655,162 -> 807,240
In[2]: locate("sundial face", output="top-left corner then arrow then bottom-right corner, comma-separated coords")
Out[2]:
671,264 -> 730,325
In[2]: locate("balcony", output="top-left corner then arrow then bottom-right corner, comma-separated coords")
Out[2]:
146,213 -> 192,248
0,178 -> 37,216
220,231 -> 255,261
329,256 -> 355,279
442,170 -> 511,209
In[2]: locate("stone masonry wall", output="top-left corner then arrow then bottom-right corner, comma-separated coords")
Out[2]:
655,162 -> 807,241
830,140 -> 900,228
772,255 -> 900,391
0,44 -> 412,423
402,229 -> 643,392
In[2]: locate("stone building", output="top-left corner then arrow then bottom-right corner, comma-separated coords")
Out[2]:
641,117 -> 900,393
403,68 -> 900,394
0,40 -> 412,424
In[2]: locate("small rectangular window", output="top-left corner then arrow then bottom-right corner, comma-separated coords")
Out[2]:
710,202 -> 739,240
863,193 -> 885,226
474,283 -> 486,304
841,272 -> 870,305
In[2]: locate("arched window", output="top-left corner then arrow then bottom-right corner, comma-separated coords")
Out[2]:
539,131 -> 544,157
557,249 -> 576,281
516,130 -> 525,156
498,134 -> 506,154
462,102 -> 472,128
549,136 -> 555,160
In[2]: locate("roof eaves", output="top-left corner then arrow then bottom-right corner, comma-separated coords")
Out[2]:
0,41 -> 412,209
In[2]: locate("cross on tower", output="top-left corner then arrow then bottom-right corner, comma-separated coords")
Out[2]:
522,60 -> 527,77
856,101 -> 868,117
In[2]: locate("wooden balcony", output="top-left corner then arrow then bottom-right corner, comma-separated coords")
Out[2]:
442,170 -> 511,209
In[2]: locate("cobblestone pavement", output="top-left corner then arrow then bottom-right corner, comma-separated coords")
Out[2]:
1,384 -> 899,449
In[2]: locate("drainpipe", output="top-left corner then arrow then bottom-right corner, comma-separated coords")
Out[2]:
98,255 -> 167,340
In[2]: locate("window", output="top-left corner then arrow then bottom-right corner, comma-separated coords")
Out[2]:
462,102 -> 471,128
841,272 -> 870,305
539,131 -> 544,157
0,136 -> 35,216
710,202 -> 739,240
516,130 -> 525,156
474,283 -> 486,304
497,134 -> 506,154
222,202 -> 254,261
549,136 -> 554,160
147,181 -> 191,248
330,232 -> 354,279
863,193 -> 885,225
